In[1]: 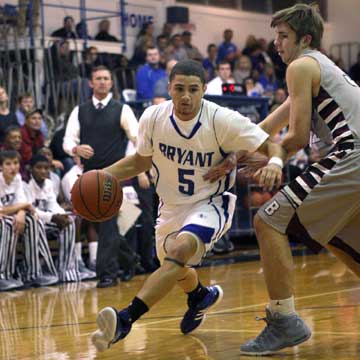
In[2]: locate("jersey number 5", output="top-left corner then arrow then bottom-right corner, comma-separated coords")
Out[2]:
178,168 -> 194,195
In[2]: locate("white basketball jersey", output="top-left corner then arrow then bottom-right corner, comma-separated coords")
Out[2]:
137,99 -> 268,205
0,173 -> 27,207
25,178 -> 64,216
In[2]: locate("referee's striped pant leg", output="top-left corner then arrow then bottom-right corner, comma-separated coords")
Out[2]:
38,220 -> 58,277
57,218 -> 80,282
0,216 -> 17,280
23,214 -> 42,281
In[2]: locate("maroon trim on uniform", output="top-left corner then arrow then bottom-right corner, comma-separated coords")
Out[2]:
314,87 -> 331,107
318,157 -> 336,170
308,165 -> 325,178
300,172 -> 318,189
318,100 -> 338,119
286,213 -> 323,253
333,124 -> 352,139
329,237 -> 360,264
327,112 -> 345,131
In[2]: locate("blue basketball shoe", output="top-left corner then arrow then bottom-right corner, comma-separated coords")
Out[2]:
180,285 -> 223,334
91,307 -> 132,352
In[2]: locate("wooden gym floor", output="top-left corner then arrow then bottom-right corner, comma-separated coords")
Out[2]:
0,252 -> 359,360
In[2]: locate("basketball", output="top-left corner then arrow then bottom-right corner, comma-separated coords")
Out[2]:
71,170 -> 123,222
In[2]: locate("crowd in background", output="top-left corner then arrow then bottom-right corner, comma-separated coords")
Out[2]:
1,13 -> 360,291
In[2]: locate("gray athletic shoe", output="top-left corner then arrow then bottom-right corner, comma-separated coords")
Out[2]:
0,278 -> 24,291
79,259 -> 97,280
240,308 -> 311,356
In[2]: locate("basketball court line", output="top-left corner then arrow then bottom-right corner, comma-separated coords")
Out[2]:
131,327 -> 360,336
1,286 -> 359,334
139,286 -> 360,327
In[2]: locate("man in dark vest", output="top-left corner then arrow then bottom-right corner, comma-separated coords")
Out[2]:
63,65 -> 150,287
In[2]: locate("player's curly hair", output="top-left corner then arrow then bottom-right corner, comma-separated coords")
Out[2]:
271,3 -> 324,49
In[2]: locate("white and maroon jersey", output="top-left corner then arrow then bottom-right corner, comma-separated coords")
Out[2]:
137,99 -> 268,205
0,173 -> 27,207
25,178 -> 65,223
301,49 -> 360,151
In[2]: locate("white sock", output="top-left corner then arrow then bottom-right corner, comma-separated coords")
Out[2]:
75,242 -> 83,261
270,296 -> 296,316
88,241 -> 98,263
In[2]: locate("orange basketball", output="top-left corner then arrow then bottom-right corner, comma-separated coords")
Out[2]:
71,170 -> 123,222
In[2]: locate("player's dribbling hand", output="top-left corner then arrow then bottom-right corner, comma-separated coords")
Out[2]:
253,163 -> 282,191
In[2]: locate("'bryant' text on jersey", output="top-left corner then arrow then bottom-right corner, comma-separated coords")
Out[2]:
159,143 -> 215,167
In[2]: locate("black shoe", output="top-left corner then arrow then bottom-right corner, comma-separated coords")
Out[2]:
120,268 -> 135,282
97,278 -> 118,288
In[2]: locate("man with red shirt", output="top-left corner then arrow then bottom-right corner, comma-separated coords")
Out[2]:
20,109 -> 44,165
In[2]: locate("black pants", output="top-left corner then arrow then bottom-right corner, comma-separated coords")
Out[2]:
133,179 -> 156,269
95,215 -> 136,280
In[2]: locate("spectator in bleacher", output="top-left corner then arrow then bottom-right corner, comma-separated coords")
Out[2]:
166,34 -> 188,62
76,20 -> 92,39
205,61 -> 235,96
136,47 -> 167,100
130,24 -> 155,68
49,122 -> 75,174
95,19 -> 118,42
15,92 -> 48,138
349,52 -> 360,85
80,46 -> 100,79
270,87 -> 287,113
258,38 -> 273,65
181,31 -> 203,62
216,29 -> 237,69
51,16 -> 77,39
233,55 -> 252,84
156,34 -> 169,67
246,42 -> 267,74
20,108 -> 44,165
153,59 -> 177,104
242,35 -> 258,56
52,40 -> 79,82
1,125 -> 28,180
258,62 -> 279,96
202,44 -> 217,82
115,54 -> 136,90
244,76 -> 263,97
160,23 -> 173,43
135,22 -> 155,53
0,87 -> 18,145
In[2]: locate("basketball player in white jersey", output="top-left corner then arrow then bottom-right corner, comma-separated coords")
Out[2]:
91,60 -> 285,352
225,4 -> 360,356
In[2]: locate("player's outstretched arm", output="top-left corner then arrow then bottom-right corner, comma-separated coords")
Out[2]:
253,139 -> 286,190
259,97 -> 290,137
103,153 -> 152,182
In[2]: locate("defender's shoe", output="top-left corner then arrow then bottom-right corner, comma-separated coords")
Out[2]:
240,307 -> 311,356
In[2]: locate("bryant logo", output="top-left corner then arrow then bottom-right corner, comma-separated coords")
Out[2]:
103,175 -> 113,202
